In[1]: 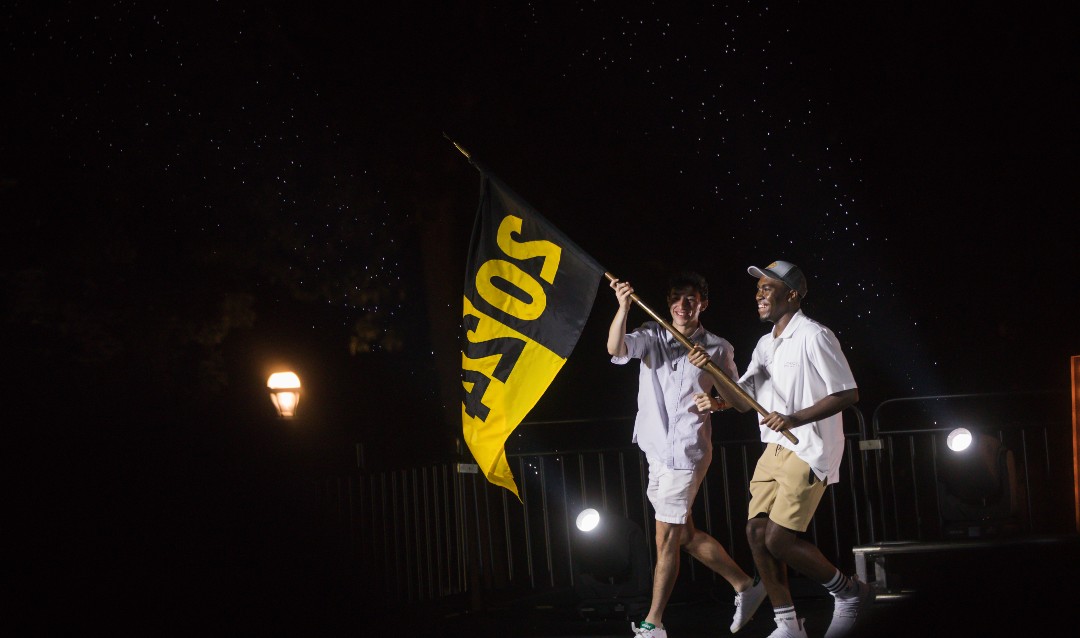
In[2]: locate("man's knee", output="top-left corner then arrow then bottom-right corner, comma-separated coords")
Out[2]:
746,515 -> 767,546
763,523 -> 797,558
655,520 -> 687,549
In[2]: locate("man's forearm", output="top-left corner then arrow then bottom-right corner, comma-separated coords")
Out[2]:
713,382 -> 754,413
788,388 -> 859,427
606,310 -> 629,356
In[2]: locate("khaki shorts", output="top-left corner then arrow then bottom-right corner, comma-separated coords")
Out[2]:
747,443 -> 827,532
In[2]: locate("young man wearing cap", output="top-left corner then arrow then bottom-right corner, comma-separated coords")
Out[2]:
608,271 -> 766,638
689,260 -> 870,638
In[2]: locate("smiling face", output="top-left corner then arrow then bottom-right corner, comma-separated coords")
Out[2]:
668,285 -> 707,334
755,275 -> 799,325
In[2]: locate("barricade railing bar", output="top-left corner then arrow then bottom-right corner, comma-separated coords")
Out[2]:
311,392 -> 1074,606
312,405 -> 883,605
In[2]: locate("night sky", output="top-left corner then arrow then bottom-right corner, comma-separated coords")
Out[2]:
4,0 -> 1078,631
6,0 -> 1078,458
6,0 -> 1079,459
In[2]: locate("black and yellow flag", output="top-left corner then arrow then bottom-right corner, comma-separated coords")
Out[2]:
462,169 -> 604,498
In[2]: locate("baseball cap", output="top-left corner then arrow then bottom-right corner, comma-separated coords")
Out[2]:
748,260 -> 808,299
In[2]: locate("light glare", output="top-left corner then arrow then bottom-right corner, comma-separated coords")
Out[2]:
268,371 -> 302,418
576,508 -> 600,532
947,427 -> 972,452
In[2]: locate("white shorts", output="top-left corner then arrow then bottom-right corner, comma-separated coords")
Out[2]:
645,455 -> 710,524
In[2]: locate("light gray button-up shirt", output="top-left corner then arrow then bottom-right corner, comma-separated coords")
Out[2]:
612,321 -> 738,470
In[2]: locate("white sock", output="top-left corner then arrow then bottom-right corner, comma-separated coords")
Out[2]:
774,605 -> 797,620
824,569 -> 852,596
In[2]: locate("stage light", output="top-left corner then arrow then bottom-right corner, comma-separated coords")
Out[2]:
946,427 -> 972,452
571,508 -> 651,616
267,371 -> 301,418
936,428 -> 1020,539
576,508 -> 601,532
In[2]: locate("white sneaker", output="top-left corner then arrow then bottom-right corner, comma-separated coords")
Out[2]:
767,615 -> 807,638
730,580 -> 767,632
823,577 -> 874,638
632,621 -> 668,638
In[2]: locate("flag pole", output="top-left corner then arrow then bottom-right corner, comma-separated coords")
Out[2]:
603,272 -> 800,445
444,133 -> 472,161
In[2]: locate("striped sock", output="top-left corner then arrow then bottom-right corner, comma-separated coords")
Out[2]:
773,604 -> 797,620
824,569 -> 852,595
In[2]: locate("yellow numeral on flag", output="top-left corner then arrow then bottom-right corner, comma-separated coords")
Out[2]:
495,215 -> 562,283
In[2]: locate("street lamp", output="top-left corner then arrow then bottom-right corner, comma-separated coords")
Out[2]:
267,371 -> 301,418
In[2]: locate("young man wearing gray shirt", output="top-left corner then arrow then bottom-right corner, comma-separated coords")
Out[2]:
609,271 -> 765,638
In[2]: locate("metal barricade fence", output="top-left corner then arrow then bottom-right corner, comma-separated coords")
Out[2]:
865,391 -> 1075,543
310,391 -> 1076,605
846,390 -> 1077,591
312,405 -> 876,606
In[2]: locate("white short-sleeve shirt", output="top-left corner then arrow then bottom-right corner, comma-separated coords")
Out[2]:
738,310 -> 857,483
612,322 -> 738,470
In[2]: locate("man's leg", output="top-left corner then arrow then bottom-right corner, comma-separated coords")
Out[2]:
761,518 -> 873,638
761,519 -> 838,583
745,446 -> 812,637
688,516 -> 766,633
747,515 -> 791,607
682,516 -> 754,591
750,446 -> 870,637
645,520 -> 682,627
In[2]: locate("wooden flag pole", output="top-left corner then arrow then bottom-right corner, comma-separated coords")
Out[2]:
444,133 -> 472,160
604,272 -> 800,445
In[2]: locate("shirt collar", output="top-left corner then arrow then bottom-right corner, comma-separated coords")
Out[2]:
774,309 -> 806,341
666,323 -> 705,345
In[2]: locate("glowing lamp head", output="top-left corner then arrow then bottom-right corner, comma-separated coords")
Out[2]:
947,427 -> 973,452
267,371 -> 301,418
576,508 -> 601,532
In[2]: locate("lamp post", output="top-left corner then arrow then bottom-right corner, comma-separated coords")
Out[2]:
267,371 -> 302,419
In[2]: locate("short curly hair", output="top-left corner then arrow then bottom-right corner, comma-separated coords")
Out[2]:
666,271 -> 709,301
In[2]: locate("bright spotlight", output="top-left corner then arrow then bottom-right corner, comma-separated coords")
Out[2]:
576,508 -> 601,532
937,428 -> 1021,538
570,508 -> 651,609
947,427 -> 973,452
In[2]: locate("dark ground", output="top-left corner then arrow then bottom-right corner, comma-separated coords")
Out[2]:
380,531 -> 1080,634
364,536 -> 1080,637
14,480 -> 1079,637
414,534 -> 1080,637
282,534 -> 1080,637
